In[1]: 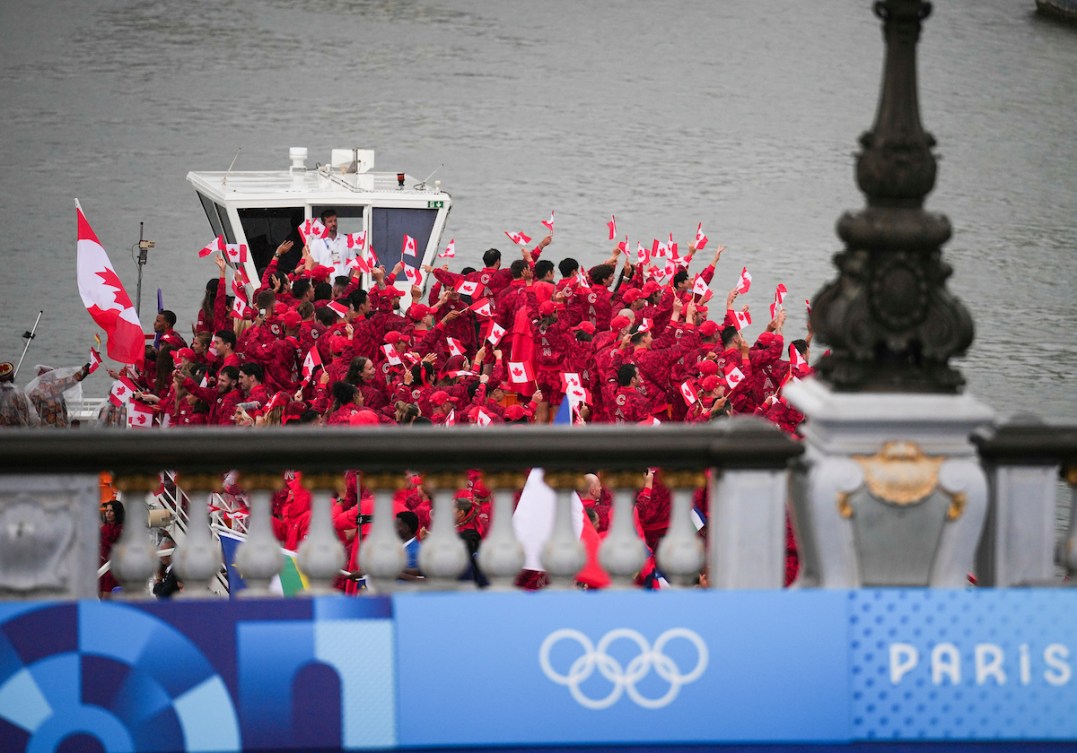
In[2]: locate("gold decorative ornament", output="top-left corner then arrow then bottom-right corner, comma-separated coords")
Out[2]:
852,441 -> 942,506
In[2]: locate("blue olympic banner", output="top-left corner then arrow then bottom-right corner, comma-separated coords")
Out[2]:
1,589 -> 1075,751
394,589 -> 852,746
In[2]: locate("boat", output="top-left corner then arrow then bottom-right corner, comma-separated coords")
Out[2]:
187,147 -> 453,295
1036,0 -> 1077,23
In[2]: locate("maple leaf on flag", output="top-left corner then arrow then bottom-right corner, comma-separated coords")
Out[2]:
347,255 -> 371,274
381,343 -> 402,366
302,348 -> 323,383
77,202 -> 145,367
736,267 -> 752,295
456,280 -> 481,297
224,244 -> 248,264
732,309 -> 752,331
636,242 -> 649,266
402,234 -> 418,257
345,231 -> 366,250
508,361 -> 535,384
198,235 -> 226,258
486,321 -> 506,345
470,297 -> 493,317
695,222 -> 709,251
504,230 -> 532,247
679,381 -> 699,406
541,211 -> 555,232
446,337 -> 465,357
616,236 -> 628,254
561,372 -> 583,392
476,408 -> 493,427
723,363 -> 746,390
607,214 -> 617,241
403,265 -> 423,287
439,238 -> 456,258
692,274 -> 709,298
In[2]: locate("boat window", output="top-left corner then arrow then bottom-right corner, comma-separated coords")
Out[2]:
197,193 -> 223,238
216,203 -> 236,244
370,208 -> 437,274
311,206 -> 364,239
238,207 -> 306,274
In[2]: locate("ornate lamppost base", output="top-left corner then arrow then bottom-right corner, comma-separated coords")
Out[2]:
785,378 -> 994,587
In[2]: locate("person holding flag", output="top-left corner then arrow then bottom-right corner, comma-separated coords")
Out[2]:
307,209 -> 355,279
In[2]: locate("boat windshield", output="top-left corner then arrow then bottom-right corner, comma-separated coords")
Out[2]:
238,207 -> 306,274
370,208 -> 438,275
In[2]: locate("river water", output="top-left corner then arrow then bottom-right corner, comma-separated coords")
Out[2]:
1,0 -> 1075,419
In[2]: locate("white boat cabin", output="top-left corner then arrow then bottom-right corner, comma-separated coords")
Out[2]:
187,147 -> 452,296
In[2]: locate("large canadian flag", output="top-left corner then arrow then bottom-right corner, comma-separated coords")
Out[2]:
76,201 -> 144,367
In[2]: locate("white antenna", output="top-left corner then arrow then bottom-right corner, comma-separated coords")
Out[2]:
222,147 -> 242,186
416,163 -> 443,190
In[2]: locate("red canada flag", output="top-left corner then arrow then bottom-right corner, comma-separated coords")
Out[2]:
302,347 -> 323,383
724,363 -> 746,389
679,380 -> 699,405
108,375 -> 139,406
224,243 -> 248,264
230,297 -> 252,320
439,238 -> 456,258
327,301 -> 349,318
636,242 -> 649,266
694,222 -> 709,251
692,274 -> 709,297
561,372 -> 582,392
486,321 -> 506,345
469,298 -> 493,318
732,309 -> 752,331
770,283 -> 788,320
504,230 -> 532,247
198,235 -> 226,258
446,337 -> 465,357
444,408 -> 456,427
541,210 -> 555,232
76,202 -> 144,367
347,254 -> 371,274
736,266 -> 752,295
298,218 -> 327,243
607,214 -> 616,241
381,343 -> 402,366
402,234 -> 418,257
127,400 -> 156,429
475,408 -> 493,427
88,347 -> 102,375
403,265 -> 423,287
508,360 -> 535,384
456,280 -> 481,297
789,342 -> 807,370
345,231 -> 366,250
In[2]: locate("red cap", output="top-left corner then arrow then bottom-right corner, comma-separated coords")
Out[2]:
610,315 -> 631,331
428,390 -> 458,406
640,281 -> 660,297
348,409 -> 381,426
330,335 -> 349,354
504,404 -> 527,421
539,301 -> 556,317
279,310 -> 302,329
699,320 -> 719,338
175,347 -> 195,362
384,330 -> 408,345
622,288 -> 643,304
309,264 -> 335,282
701,375 -> 720,392
573,321 -> 596,335
698,359 -> 719,376
407,304 -> 429,322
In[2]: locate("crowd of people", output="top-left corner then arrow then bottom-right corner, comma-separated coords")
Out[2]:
13,208 -> 814,590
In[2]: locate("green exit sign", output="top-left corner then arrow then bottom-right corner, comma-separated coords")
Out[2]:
427,200 -> 444,209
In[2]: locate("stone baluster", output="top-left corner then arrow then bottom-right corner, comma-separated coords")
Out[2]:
657,471 -> 707,588
298,473 -> 347,595
1059,464 -> 1077,580
110,475 -> 159,600
709,466 -> 787,589
235,474 -> 284,597
172,474 -> 223,598
361,473 -> 408,593
418,472 -> 470,588
478,471 -> 526,589
541,471 -> 586,590
598,471 -> 646,589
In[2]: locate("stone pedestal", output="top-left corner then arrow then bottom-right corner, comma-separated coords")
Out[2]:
785,379 -> 994,587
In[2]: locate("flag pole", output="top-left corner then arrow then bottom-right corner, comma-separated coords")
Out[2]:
14,310 -> 44,379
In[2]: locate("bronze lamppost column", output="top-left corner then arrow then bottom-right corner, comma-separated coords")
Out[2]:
811,0 -> 974,393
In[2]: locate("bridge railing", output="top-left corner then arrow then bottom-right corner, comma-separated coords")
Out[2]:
0,418 -> 803,600
1,416 -> 1074,601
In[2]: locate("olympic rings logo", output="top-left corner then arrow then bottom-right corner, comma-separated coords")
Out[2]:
539,628 -> 708,710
